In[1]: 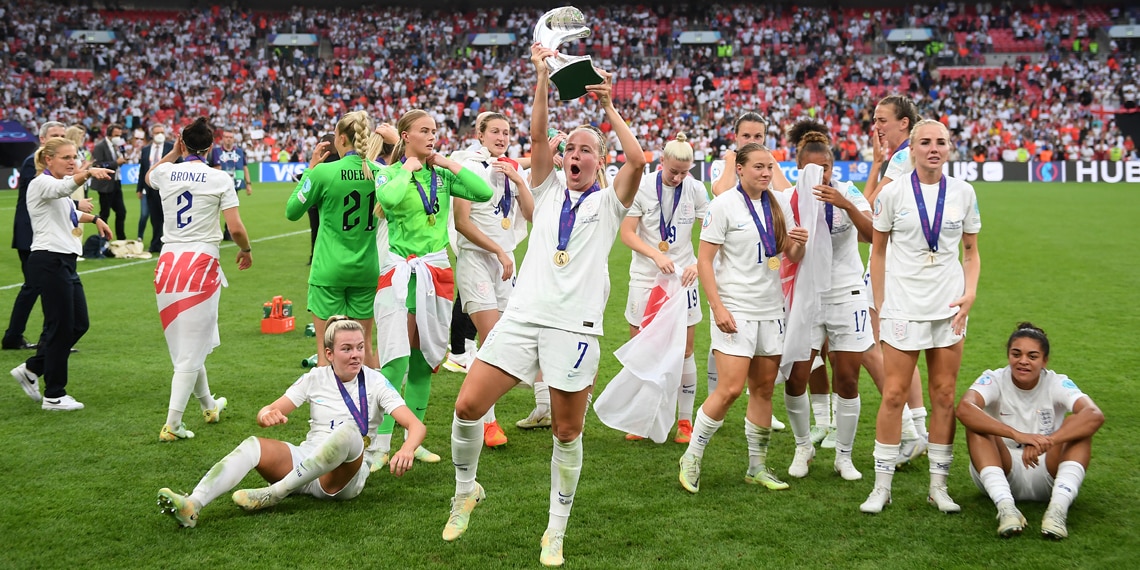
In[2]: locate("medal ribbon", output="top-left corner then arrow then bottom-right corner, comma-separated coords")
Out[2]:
184,154 -> 205,163
334,369 -> 369,438
44,169 -> 80,229
401,157 -> 438,218
737,184 -> 777,259
825,203 -> 834,233
656,172 -> 683,245
910,170 -> 947,253
556,183 -> 600,252
485,161 -> 512,220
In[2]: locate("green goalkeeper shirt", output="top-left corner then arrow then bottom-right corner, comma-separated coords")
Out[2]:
286,154 -> 382,287
375,162 -> 493,258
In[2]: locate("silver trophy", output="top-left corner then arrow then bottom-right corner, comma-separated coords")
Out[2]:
533,7 -> 604,101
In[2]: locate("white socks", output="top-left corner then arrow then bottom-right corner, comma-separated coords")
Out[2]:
911,406 -> 929,438
811,393 -> 830,427
901,404 -> 919,440
534,380 -> 550,414
927,442 -> 953,488
483,404 -> 497,424
452,412 -> 483,495
784,391 -> 812,448
376,433 -> 393,455
268,423 -> 362,499
706,348 -> 718,394
979,465 -> 1013,506
678,355 -> 697,422
872,440 -> 899,489
193,367 -> 216,412
685,407 -> 722,459
744,418 -> 772,471
834,395 -> 861,455
166,370 -> 197,427
1050,461 -> 1086,512
190,436 -> 262,509
548,434 -> 583,533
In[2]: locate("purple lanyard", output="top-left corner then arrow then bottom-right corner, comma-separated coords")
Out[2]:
401,157 -> 438,217
557,183 -> 600,252
334,369 -> 369,438
910,170 -> 947,253
184,154 -> 205,163
483,161 -> 512,219
825,202 -> 834,233
892,139 -> 910,157
656,172 -> 683,244
737,184 -> 777,259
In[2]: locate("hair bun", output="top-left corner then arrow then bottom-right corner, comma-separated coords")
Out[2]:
675,132 -> 688,143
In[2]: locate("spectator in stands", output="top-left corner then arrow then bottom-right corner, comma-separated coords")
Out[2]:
137,124 -> 174,253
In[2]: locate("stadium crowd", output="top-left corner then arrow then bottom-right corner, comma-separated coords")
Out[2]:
1,1 -> 1137,164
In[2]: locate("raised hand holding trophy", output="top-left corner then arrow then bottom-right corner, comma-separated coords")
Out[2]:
533,6 -> 605,101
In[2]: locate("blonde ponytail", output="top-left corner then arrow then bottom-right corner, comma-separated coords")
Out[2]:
336,111 -> 375,180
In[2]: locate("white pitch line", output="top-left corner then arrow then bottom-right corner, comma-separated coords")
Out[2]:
0,229 -> 308,291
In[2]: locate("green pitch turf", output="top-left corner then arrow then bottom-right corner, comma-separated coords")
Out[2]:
0,181 -> 1136,568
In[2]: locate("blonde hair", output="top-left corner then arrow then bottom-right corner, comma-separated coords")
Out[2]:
908,119 -> 951,167
569,125 -> 608,188
34,138 -> 77,175
64,126 -> 87,150
734,142 -> 789,254
322,316 -> 365,351
663,132 -> 694,163
392,109 -> 431,162
336,111 -> 375,180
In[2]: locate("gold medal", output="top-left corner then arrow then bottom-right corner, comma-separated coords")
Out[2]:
501,218 -> 511,230
767,256 -> 781,271
427,214 -> 437,226
363,435 -> 371,448
72,227 -> 84,238
658,241 -> 670,253
553,250 -> 570,267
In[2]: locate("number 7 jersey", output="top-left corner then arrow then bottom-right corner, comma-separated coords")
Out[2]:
286,154 -> 383,288
151,160 -> 239,246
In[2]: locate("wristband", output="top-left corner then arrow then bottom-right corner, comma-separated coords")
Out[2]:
91,216 -> 101,224
240,248 -> 252,253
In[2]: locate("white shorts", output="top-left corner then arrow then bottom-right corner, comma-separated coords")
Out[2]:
456,249 -> 515,314
880,316 -> 964,351
812,292 -> 874,353
970,453 -> 1055,502
286,441 -> 370,500
624,283 -> 703,328
709,315 -> 784,358
476,315 -> 600,393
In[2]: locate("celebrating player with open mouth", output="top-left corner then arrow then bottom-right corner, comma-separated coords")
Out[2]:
441,43 -> 645,568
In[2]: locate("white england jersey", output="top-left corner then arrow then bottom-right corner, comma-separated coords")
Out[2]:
151,161 -> 239,245
700,188 -> 793,320
872,175 -> 981,320
506,169 -> 628,335
968,366 -> 1086,450
284,366 -> 406,453
457,152 -> 521,253
821,180 -> 871,301
626,172 -> 709,288
883,146 -> 913,184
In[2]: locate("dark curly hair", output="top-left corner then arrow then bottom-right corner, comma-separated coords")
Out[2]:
181,117 -> 214,155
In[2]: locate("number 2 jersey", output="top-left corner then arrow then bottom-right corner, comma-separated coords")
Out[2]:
286,154 -> 383,288
150,160 -> 239,245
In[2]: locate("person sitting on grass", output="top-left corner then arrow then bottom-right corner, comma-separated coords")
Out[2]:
156,317 -> 424,527
956,322 -> 1105,539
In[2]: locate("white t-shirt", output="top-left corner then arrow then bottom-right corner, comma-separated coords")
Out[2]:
821,180 -> 871,301
700,188 -> 794,320
626,172 -> 709,288
968,366 -> 1086,450
284,366 -> 406,454
506,169 -> 628,335
456,153 -> 522,253
882,146 -> 913,184
151,161 -> 239,245
872,175 -> 982,320
27,174 -> 84,255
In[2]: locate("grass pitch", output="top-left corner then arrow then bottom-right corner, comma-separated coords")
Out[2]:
0,181 -> 1137,569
